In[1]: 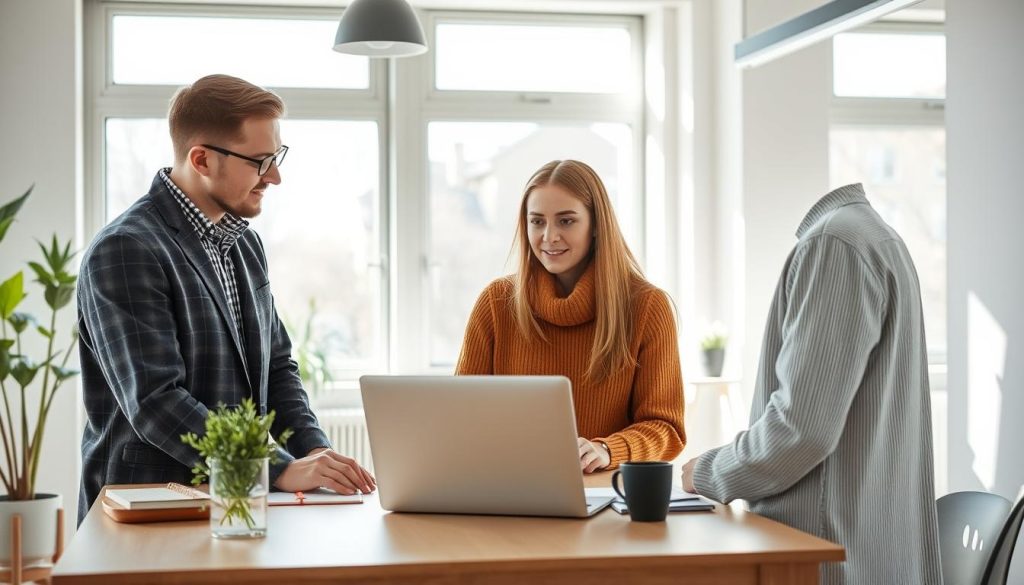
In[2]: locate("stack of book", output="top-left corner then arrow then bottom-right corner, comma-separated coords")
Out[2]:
105,483 -> 210,510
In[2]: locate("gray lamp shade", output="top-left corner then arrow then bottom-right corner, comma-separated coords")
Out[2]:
333,0 -> 428,58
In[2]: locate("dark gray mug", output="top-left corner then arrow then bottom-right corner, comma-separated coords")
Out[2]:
611,461 -> 673,522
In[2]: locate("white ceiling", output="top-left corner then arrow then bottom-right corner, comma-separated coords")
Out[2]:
109,0 -> 685,14
105,0 -> 945,22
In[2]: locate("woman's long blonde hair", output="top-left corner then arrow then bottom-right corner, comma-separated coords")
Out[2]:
512,160 -> 647,382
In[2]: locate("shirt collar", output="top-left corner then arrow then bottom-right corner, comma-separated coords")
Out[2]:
796,183 -> 868,238
159,168 -> 248,249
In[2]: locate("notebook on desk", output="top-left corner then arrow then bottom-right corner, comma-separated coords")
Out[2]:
586,486 -> 716,514
360,375 -> 615,518
610,497 -> 716,514
105,483 -> 210,510
268,488 -> 362,506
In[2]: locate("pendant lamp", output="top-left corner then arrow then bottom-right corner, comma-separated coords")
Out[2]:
333,0 -> 428,58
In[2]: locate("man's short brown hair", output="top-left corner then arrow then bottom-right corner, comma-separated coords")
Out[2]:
168,74 -> 285,163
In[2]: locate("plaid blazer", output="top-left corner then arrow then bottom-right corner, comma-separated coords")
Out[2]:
77,173 -> 330,522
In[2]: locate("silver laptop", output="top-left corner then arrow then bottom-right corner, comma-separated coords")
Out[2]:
359,375 -> 614,518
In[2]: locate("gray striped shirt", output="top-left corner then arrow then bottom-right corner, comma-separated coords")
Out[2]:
692,184 -> 942,585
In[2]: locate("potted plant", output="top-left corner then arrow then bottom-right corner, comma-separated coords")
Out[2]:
700,322 -> 728,378
0,186 -> 78,569
181,398 -> 291,539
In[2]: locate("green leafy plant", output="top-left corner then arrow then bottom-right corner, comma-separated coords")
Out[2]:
0,186 -> 78,500
181,399 -> 292,529
282,298 -> 333,396
700,321 -> 728,352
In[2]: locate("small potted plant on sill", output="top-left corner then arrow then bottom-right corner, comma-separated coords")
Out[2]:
0,186 -> 78,570
181,398 -> 292,539
700,322 -> 728,378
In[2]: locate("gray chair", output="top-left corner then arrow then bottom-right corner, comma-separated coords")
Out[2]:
980,495 -> 1024,585
937,491 -> 1011,585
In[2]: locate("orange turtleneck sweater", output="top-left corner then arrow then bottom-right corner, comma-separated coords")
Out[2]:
455,263 -> 685,468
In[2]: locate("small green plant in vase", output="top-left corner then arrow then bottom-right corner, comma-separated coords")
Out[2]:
181,399 -> 291,539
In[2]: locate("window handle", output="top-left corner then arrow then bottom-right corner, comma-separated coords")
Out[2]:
422,255 -> 441,272
367,255 -> 388,271
519,93 -> 553,104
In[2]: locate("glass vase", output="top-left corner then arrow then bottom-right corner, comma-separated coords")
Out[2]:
208,457 -> 269,539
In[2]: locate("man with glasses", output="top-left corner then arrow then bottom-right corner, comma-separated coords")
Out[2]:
76,74 -> 375,522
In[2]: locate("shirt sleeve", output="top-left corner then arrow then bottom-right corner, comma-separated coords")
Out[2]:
693,235 -> 885,503
241,231 -> 330,480
597,290 -> 686,468
265,299 -> 331,476
454,285 -> 496,375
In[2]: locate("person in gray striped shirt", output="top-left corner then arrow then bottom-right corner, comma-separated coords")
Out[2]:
682,184 -> 942,584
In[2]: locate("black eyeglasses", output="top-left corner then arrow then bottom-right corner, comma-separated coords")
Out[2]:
201,144 -> 289,176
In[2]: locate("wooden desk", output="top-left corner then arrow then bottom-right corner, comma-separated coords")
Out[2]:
53,475 -> 843,585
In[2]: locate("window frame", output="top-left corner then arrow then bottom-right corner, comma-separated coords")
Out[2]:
830,21 -> 945,127
391,10 -> 646,373
85,1 -> 392,394
829,20 -> 947,371
86,2 -> 650,404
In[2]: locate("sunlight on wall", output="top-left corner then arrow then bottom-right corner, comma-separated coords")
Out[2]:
967,291 -> 1007,490
681,92 -> 695,135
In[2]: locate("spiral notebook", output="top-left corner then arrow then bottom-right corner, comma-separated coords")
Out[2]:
267,488 -> 363,506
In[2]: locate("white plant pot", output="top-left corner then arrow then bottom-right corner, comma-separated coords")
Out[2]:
0,493 -> 62,569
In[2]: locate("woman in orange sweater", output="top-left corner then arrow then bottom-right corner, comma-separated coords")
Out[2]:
456,159 -> 685,473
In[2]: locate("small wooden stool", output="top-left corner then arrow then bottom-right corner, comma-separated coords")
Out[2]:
0,508 -> 64,585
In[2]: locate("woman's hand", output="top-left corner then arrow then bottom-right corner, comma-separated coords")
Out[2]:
578,437 -> 611,473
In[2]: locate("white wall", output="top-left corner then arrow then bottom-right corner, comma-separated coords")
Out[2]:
738,0 -> 831,402
946,0 -> 1024,580
665,0 -> 726,378
694,0 -> 831,395
0,0 -> 83,545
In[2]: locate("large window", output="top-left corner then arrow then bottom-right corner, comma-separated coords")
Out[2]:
90,5 -> 389,392
405,13 -> 643,369
88,3 -> 644,400
433,22 -> 633,93
110,14 -> 368,88
830,25 -> 946,363
426,121 -> 635,365
832,31 -> 945,99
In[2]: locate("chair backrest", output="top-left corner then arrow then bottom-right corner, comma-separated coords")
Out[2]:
980,495 -> 1024,585
937,491 -> 1011,585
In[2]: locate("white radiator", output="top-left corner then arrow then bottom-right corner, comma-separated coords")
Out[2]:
316,408 -> 374,473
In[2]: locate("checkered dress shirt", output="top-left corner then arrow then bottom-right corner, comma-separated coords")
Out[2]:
158,168 -> 247,335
